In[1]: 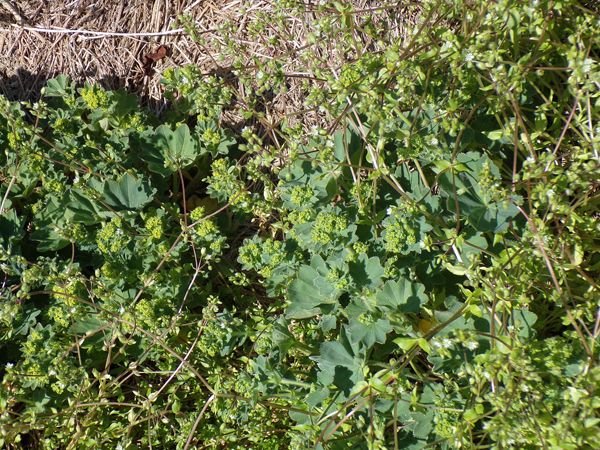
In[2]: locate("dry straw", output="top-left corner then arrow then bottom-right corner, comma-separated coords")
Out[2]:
0,0 -> 233,108
0,0 -> 417,125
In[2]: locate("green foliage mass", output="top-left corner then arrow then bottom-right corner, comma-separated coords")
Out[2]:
1,0 -> 599,448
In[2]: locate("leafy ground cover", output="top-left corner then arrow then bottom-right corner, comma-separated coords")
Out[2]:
1,0 -> 599,448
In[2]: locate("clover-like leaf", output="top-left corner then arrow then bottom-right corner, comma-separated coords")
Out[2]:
349,255 -> 384,289
286,256 -> 338,319
156,123 -> 199,169
64,189 -> 109,224
101,173 -> 155,211
376,278 -> 428,313
30,227 -> 71,251
315,327 -> 364,395
43,75 -> 73,98
348,317 -> 391,348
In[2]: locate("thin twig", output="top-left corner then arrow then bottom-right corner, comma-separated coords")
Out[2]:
0,174 -> 17,215
10,24 -> 187,38
149,330 -> 202,402
183,394 -> 216,450
516,206 -> 593,357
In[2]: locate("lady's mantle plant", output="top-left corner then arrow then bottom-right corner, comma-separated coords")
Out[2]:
1,0 -> 599,448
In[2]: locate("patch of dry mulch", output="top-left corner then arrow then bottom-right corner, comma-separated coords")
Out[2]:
0,0 -> 419,126
0,0 -> 241,108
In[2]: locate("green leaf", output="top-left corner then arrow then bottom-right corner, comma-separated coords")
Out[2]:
69,315 -> 106,335
100,173 -> 155,211
319,339 -> 356,369
133,129 -> 174,176
315,327 -> 364,395
286,256 -> 338,319
460,232 -> 488,265
376,278 -> 428,313
411,411 -> 434,439
43,75 -> 73,98
30,227 -> 71,251
64,189 -> 109,224
156,123 -> 198,169
13,309 -> 41,335
306,387 -> 330,409
453,192 -> 519,232
486,130 -> 504,140
511,309 -> 537,338
0,207 -> 24,249
320,315 -> 337,333
394,337 -> 431,354
30,195 -> 71,250
333,126 -> 361,162
438,152 -> 520,232
349,255 -> 384,289
348,317 -> 391,348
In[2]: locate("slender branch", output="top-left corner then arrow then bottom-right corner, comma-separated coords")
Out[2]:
183,394 -> 216,450
10,24 -> 186,38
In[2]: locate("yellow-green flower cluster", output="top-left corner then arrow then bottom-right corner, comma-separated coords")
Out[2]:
52,117 -> 68,132
191,216 -> 226,256
43,178 -> 65,194
383,218 -> 417,253
0,301 -> 20,327
202,128 -> 221,147
134,299 -> 157,330
7,130 -> 22,149
18,265 -> 43,298
326,268 -> 349,290
206,158 -> 244,201
48,305 -> 71,328
209,236 -> 227,254
383,255 -> 400,279
145,215 -> 164,240
195,219 -> 218,239
259,238 -> 285,277
190,206 -> 205,222
311,212 -> 347,245
121,113 -> 145,131
52,281 -> 80,307
238,240 -> 261,267
337,63 -> 363,89
22,362 -> 50,387
21,265 -> 42,286
26,152 -> 44,173
96,217 -> 130,254
346,241 -> 369,262
80,86 -> 110,110
229,189 -> 252,211
238,237 -> 286,278
353,242 -> 369,255
22,329 -> 44,357
100,262 -> 119,280
60,222 -> 86,242
289,185 -> 314,207
286,209 -> 311,227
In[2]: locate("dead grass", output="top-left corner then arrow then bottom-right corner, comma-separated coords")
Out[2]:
0,0 -> 230,105
0,0 -> 419,125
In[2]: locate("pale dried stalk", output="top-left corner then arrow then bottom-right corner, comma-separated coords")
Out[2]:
10,24 -> 186,37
